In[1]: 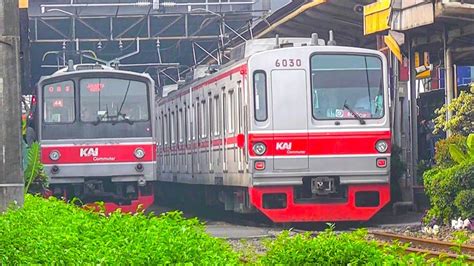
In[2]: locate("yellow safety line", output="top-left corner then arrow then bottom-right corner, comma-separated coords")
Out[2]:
255,0 -> 327,38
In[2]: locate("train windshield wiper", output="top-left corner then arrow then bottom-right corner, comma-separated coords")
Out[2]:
112,112 -> 134,125
343,103 -> 366,125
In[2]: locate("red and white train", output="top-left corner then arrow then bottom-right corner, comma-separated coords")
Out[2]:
31,35 -> 391,222
31,63 -> 156,213
156,36 -> 391,222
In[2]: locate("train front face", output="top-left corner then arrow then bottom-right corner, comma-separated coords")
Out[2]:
247,46 -> 391,222
37,69 -> 155,211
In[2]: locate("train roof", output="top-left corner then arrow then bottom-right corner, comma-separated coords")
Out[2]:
38,63 -> 153,84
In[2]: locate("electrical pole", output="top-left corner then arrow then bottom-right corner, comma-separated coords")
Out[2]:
0,0 -> 23,212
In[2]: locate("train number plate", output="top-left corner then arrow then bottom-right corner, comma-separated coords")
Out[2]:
311,176 -> 336,195
275,59 -> 302,68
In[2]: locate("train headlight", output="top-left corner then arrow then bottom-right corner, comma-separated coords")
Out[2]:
134,148 -> 145,159
375,140 -> 388,153
49,150 -> 61,161
252,142 -> 267,156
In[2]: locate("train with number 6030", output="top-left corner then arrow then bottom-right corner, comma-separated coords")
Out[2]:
156,34 -> 392,222
29,62 -> 156,213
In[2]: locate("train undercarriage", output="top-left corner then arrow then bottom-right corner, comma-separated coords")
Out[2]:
47,179 -> 154,214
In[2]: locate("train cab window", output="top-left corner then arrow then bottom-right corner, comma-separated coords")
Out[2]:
43,81 -> 75,123
253,71 -> 267,122
310,54 -> 384,120
79,78 -> 149,123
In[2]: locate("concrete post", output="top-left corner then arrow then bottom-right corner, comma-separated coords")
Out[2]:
0,0 -> 24,212
408,39 -> 418,190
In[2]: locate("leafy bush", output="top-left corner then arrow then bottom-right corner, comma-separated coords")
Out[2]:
423,160 -> 474,223
449,134 -> 474,164
0,195 -> 240,264
260,229 -> 387,265
455,189 -> 474,219
434,90 -> 474,136
259,228 -> 465,265
434,135 -> 467,168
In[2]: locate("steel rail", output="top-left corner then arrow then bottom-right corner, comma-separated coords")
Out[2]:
372,231 -> 474,261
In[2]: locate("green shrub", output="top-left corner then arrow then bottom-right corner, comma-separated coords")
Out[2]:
455,189 -> 474,219
259,228 -> 465,265
423,160 -> 474,223
0,195 -> 240,264
260,229 -> 388,265
434,135 -> 467,168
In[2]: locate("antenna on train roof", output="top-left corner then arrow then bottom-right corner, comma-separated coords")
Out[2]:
274,34 -> 280,49
67,59 -> 74,72
328,30 -> 337,46
311,33 -> 319,46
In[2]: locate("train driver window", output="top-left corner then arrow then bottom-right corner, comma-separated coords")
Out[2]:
43,81 -> 75,123
310,54 -> 384,120
253,71 -> 267,121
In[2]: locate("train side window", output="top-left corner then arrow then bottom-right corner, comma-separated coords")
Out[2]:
171,111 -> 176,144
228,90 -> 235,134
43,80 -> 75,123
178,108 -> 184,143
164,113 -> 168,145
253,71 -> 268,122
187,105 -> 191,142
237,82 -> 242,133
201,100 -> 208,139
214,95 -> 221,136
222,91 -> 227,135
158,113 -> 163,146
209,96 -> 213,138
196,101 -> 201,140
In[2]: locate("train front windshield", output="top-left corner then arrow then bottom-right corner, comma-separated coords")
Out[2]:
310,54 -> 384,120
41,76 -> 151,140
80,78 -> 149,123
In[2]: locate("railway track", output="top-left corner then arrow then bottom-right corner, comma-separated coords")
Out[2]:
371,231 -> 474,261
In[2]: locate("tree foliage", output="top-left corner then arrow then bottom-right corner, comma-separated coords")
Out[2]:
433,89 -> 474,136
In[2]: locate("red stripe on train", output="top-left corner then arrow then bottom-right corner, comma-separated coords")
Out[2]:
41,143 -> 156,164
248,131 -> 391,156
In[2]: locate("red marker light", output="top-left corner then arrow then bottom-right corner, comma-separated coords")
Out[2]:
65,86 -> 71,92
255,161 -> 265,171
57,86 -> 62,92
376,158 -> 387,168
48,86 -> 54,93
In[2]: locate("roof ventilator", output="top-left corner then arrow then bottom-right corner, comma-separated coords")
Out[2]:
311,33 -> 319,46
328,30 -> 337,46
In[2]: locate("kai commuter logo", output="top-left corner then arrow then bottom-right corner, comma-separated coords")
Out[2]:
80,147 -> 99,157
276,142 -> 292,151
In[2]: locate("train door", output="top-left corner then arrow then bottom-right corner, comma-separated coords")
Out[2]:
270,70 -> 309,170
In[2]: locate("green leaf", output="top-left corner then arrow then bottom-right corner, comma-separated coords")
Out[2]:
449,144 -> 467,164
23,142 -> 45,193
467,134 -> 474,158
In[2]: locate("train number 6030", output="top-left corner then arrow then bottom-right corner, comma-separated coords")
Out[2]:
275,59 -> 302,67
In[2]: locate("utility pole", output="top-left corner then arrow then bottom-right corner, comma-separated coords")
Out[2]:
0,0 -> 23,212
